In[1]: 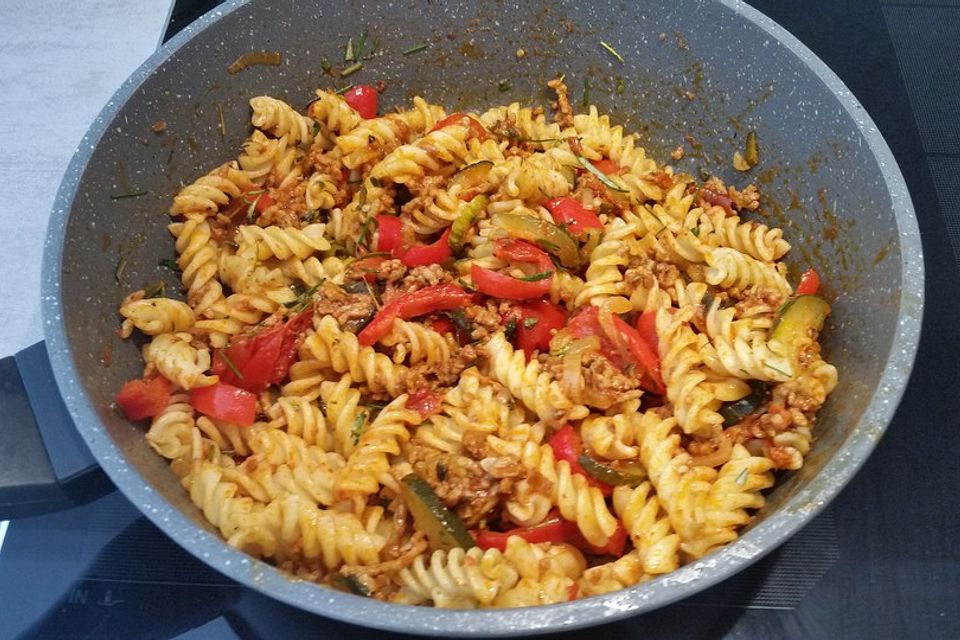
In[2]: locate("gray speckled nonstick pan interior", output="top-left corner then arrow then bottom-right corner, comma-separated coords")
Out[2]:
42,0 -> 922,635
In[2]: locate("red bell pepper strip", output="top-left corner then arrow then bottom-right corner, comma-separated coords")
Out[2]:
115,376 -> 171,421
358,283 -> 473,346
254,192 -> 275,213
510,300 -> 566,357
795,268 -> 821,296
568,306 -> 622,366
471,239 -> 556,301
428,316 -> 455,336
471,264 -> 552,300
397,228 -> 453,267
611,315 -> 666,395
406,386 -> 443,419
544,197 -> 603,235
376,215 -> 404,253
190,382 -> 257,426
342,84 -> 378,119
635,310 -> 659,353
430,112 -> 489,140
590,159 -> 620,175
549,425 -> 613,496
212,308 -> 313,393
473,518 -> 569,552
473,516 -> 627,556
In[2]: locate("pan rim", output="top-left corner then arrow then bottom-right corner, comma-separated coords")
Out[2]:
41,0 -> 924,635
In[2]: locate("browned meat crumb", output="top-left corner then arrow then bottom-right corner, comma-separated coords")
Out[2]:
547,76 -> 574,128
394,264 -> 454,294
402,344 -> 480,393
377,258 -> 408,285
671,145 -> 685,161
729,184 -> 760,211
649,171 -> 675,190
407,444 -> 502,527
311,281 -> 375,327
151,120 -> 167,133
463,301 -> 511,341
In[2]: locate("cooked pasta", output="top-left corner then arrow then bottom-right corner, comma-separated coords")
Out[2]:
115,78 -> 837,609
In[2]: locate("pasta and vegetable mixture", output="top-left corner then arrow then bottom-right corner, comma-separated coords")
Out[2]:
115,78 -> 837,607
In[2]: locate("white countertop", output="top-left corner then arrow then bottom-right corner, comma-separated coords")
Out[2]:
0,0 -> 174,358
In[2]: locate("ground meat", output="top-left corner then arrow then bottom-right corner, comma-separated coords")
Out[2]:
765,445 -> 797,470
649,171 -> 675,190
406,443 -> 503,528
311,281 -> 376,327
395,264 -> 454,293
463,301 -> 511,341
378,258 -> 408,285
730,184 -> 761,211
546,76 -> 574,128
567,136 -> 585,156
402,343 -> 480,393
544,351 -> 643,410
734,287 -> 782,319
670,145 -> 685,161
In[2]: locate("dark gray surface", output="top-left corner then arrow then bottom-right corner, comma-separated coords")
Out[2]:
34,0 -> 922,636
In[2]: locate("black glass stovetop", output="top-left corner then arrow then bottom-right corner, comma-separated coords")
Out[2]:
4,1 -> 959,638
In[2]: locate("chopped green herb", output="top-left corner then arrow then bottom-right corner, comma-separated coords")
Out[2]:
143,281 -> 166,299
504,317 -> 518,342
218,351 -> 244,380
115,257 -> 127,284
522,317 -> 539,329
403,42 -> 429,56
764,362 -> 791,377
735,468 -> 749,486
304,209 -> 320,223
158,258 -> 180,272
245,197 -> 259,223
445,308 -> 474,341
581,76 -> 590,109
351,411 -> 367,445
498,79 -> 512,92
321,58 -> 332,73
517,271 -> 554,282
312,121 -> 321,137
456,277 -> 477,292
577,155 -> 629,192
345,37 -> 355,62
536,238 -> 561,254
363,402 -> 385,421
341,62 -> 363,77
616,77 -> 625,95
284,281 -> 323,311
745,130 -> 760,167
691,226 -> 700,237
369,176 -> 382,188
110,190 -> 148,200
335,84 -> 355,95
357,215 -> 376,249
600,40 -> 625,63
355,30 -> 368,60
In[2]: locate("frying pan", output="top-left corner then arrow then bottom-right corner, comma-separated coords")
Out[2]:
0,0 -> 923,635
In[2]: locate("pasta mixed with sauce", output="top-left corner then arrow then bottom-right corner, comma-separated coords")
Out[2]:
115,78 -> 837,607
